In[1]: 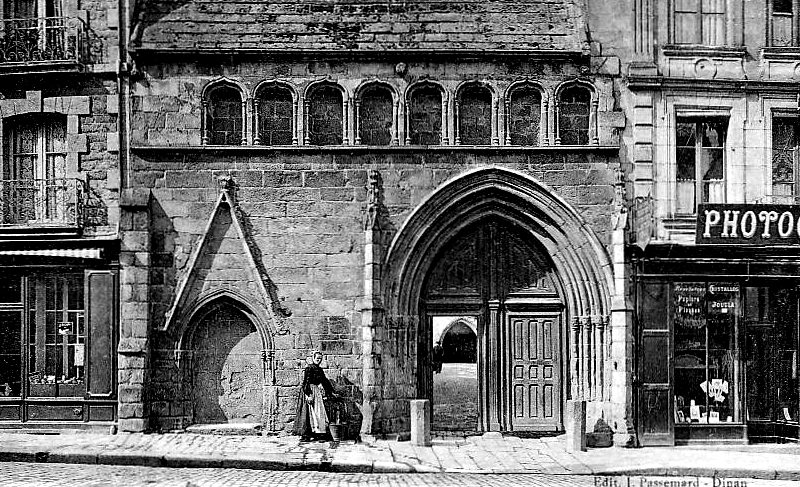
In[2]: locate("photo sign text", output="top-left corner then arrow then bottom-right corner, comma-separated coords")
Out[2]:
696,204 -> 800,244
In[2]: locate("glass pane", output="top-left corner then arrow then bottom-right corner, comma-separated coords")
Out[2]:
28,273 -> 86,397
641,281 -> 671,330
0,311 -> 21,397
257,86 -> 293,146
674,12 -> 699,44
409,86 -> 442,145
773,119 -> 798,200
359,86 -> 393,146
458,85 -> 492,145
774,0 -> 793,13
308,85 -> 343,146
675,282 -> 740,424
208,87 -> 243,146
705,283 -> 739,423
0,275 -> 22,304
509,87 -> 541,146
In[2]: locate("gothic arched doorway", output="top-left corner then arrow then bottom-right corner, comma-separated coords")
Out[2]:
188,300 -> 265,424
422,218 -> 564,433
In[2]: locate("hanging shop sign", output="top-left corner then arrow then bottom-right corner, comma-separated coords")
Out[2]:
697,204 -> 800,244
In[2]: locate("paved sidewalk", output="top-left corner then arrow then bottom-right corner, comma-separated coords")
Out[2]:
0,431 -> 798,480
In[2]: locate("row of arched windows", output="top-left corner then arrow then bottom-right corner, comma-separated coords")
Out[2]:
202,80 -> 598,147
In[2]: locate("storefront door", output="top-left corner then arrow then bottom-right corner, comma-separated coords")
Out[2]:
744,286 -> 800,441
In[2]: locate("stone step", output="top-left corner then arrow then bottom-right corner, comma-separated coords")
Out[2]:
184,423 -> 263,436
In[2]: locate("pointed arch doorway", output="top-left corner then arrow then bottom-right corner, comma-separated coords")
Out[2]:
187,298 -> 265,425
422,218 -> 564,433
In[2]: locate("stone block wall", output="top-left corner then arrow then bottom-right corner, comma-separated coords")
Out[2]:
130,147 -> 620,433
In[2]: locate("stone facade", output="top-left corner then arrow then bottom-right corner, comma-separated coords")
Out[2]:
118,0 -> 635,440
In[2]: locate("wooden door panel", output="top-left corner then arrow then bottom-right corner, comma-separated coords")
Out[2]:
507,313 -> 561,431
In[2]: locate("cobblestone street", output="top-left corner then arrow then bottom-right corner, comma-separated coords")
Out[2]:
3,463 -> 800,487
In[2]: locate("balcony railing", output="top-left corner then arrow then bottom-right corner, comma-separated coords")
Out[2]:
0,178 -> 83,228
0,17 -> 86,65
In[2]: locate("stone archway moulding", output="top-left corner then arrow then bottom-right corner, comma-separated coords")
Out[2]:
382,166 -> 615,401
384,166 -> 613,319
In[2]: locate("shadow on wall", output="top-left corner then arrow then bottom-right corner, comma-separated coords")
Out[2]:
332,375 -> 364,440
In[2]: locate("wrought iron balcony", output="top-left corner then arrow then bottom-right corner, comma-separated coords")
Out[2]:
0,178 -> 83,228
0,17 -> 86,66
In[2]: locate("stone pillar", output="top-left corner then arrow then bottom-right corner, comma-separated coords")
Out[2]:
410,399 -> 431,446
360,170 -> 386,440
565,399 -> 587,452
117,188 -> 151,433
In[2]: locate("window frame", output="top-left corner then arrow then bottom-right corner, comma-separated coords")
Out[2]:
768,0 -> 800,47
405,82 -> 446,146
304,82 -> 345,146
674,117 -> 728,215
355,83 -> 396,146
669,0 -> 727,46
556,83 -> 594,146
771,115 -> 800,203
253,82 -> 296,146
2,113 -> 70,225
455,83 -> 493,146
505,82 -> 546,147
202,83 -> 245,146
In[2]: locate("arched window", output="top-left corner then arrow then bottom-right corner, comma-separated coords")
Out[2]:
508,86 -> 542,146
2,114 -> 70,225
357,85 -> 393,146
255,85 -> 294,146
408,85 -> 442,145
307,84 -> 343,146
205,85 -> 243,146
558,85 -> 591,146
457,85 -> 491,145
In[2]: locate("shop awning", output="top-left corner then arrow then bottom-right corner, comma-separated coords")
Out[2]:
0,248 -> 103,259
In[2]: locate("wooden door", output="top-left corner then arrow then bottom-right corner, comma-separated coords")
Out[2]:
506,312 -> 561,431
637,281 -> 674,446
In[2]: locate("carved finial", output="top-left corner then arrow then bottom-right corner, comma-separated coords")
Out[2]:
365,170 -> 386,231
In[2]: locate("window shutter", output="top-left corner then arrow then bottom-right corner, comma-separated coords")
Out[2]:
84,270 -> 117,398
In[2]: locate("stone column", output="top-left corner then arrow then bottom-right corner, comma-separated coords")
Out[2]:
360,170 -> 386,441
117,188 -> 151,432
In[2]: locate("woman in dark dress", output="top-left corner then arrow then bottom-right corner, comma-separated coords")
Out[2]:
293,351 -> 337,441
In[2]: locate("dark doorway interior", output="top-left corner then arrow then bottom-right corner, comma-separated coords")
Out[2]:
433,316 -> 478,434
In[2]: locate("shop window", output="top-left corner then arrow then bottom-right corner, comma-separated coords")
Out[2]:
672,0 -> 726,45
2,114 -> 75,226
408,85 -> 442,145
456,85 -> 491,145
770,0 -> 798,46
772,117 -> 799,202
673,282 -> 740,425
675,118 -> 727,214
255,85 -> 293,146
307,84 -> 343,146
204,86 -> 244,146
0,271 -> 115,402
358,85 -> 393,146
557,86 -> 590,146
508,86 -> 542,146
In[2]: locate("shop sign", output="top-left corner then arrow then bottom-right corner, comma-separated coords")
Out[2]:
697,204 -> 800,244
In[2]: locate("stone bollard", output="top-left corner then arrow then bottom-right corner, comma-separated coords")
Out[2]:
410,399 -> 432,446
565,399 -> 587,452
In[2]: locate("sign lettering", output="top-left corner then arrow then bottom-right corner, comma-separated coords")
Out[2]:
697,204 -> 800,244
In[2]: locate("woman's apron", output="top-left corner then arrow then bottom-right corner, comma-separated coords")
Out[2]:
309,383 -> 328,434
